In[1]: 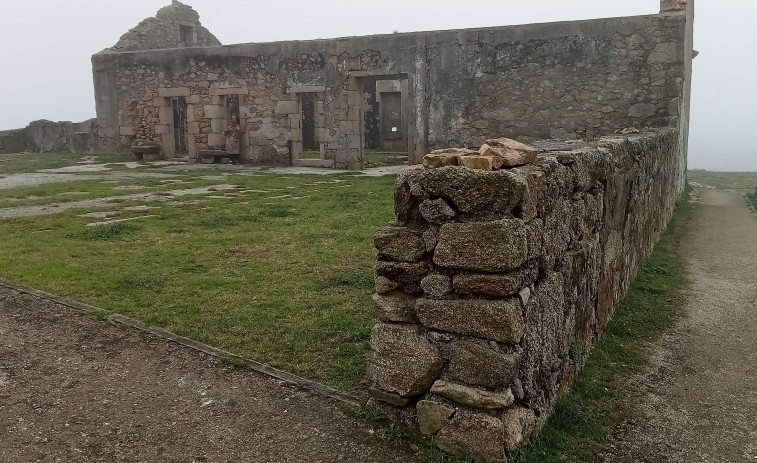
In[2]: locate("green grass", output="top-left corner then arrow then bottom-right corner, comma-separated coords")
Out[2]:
0,152 -> 133,174
0,165 -> 395,393
364,149 -> 409,167
687,169 -> 757,190
509,189 -> 693,462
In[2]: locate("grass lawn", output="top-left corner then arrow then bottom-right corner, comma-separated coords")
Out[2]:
0,153 -> 396,393
687,169 -> 757,190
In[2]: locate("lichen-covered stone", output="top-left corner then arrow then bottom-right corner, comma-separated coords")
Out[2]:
373,291 -> 418,323
416,298 -> 525,344
375,260 -> 429,294
420,166 -> 527,214
416,400 -> 455,435
502,406 -> 537,452
375,276 -> 399,294
369,323 -> 443,397
421,274 -> 453,298
394,165 -> 427,223
375,226 -> 426,262
453,262 -> 538,297
419,198 -> 457,223
448,341 -> 519,389
434,220 -> 528,272
436,413 -> 507,463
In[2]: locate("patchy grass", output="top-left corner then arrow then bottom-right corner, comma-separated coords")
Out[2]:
0,152 -> 133,175
509,189 -> 693,463
0,166 -> 396,393
220,356 -> 250,370
364,149 -> 409,168
687,169 -> 757,190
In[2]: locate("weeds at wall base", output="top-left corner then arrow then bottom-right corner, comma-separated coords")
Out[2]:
509,187 -> 693,463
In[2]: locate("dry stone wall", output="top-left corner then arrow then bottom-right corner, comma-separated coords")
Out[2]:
369,129 -> 685,462
0,119 -> 98,154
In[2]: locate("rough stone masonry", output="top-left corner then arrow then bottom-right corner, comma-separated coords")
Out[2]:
89,0 -> 693,169
369,128 -> 688,462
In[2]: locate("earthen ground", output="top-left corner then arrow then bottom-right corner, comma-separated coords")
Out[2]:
0,287 -> 424,462
603,188 -> 757,462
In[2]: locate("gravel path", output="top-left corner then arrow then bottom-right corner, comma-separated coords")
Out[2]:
0,287 -> 423,462
603,188 -> 757,462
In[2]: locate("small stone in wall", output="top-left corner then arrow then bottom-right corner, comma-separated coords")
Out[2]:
375,226 -> 426,262
420,274 -> 453,298
370,323 -> 443,397
502,406 -> 537,452
375,260 -> 429,294
436,413 -> 507,463
373,291 -> 418,323
416,400 -> 456,435
448,341 -> 520,389
375,276 -> 400,294
419,198 -> 457,223
431,380 -> 514,410
485,138 -> 538,167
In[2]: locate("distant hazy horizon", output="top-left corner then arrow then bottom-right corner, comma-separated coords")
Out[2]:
0,0 -> 750,170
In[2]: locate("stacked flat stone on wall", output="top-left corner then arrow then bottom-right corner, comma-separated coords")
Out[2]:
368,129 -> 685,461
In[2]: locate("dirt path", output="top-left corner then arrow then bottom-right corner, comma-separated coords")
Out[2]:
0,287 -> 423,462
603,188 -> 757,462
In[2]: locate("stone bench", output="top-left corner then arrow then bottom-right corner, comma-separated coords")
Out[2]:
130,145 -> 161,161
199,149 -> 240,164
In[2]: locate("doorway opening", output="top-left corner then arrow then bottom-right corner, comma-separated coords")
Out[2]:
171,96 -> 188,156
362,77 -> 410,167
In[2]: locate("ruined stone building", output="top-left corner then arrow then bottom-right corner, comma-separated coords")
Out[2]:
88,0 -> 692,170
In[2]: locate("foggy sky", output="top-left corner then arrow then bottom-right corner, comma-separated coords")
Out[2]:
0,1 -> 749,170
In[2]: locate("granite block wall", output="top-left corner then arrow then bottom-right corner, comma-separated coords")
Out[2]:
368,129 -> 686,462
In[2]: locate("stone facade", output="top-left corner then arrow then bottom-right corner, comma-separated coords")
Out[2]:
107,1 -> 220,52
92,1 -> 693,169
369,128 -> 687,461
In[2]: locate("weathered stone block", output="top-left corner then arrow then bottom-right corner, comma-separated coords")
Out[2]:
502,406 -> 537,452
394,165 -> 427,223
448,341 -> 519,389
415,298 -> 525,344
436,413 -> 506,463
420,166 -> 527,214
423,148 -> 475,168
420,274 -> 452,298
485,138 -> 537,167
373,291 -> 418,323
375,260 -> 429,294
369,322 -> 443,397
460,155 -> 493,170
434,220 -> 528,272
375,226 -> 426,262
453,262 -> 538,297
375,276 -> 399,295
431,380 -> 514,410
416,400 -> 455,436
419,198 -> 457,223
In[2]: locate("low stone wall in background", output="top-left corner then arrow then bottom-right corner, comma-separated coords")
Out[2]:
0,119 -> 99,155
368,129 -> 685,462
